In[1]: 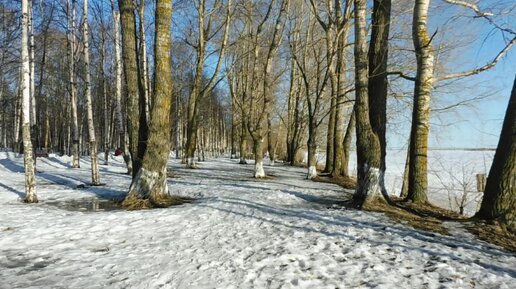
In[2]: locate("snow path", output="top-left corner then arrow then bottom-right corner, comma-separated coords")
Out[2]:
0,152 -> 515,289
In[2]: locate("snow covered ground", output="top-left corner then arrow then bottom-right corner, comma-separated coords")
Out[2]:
0,152 -> 514,289
309,149 -> 494,216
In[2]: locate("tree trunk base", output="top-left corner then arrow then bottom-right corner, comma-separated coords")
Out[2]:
353,166 -> 387,209
89,183 -> 106,186
186,157 -> 197,169
23,194 -> 38,203
122,193 -> 188,209
254,161 -> 266,178
307,166 -> 317,179
123,168 -> 188,209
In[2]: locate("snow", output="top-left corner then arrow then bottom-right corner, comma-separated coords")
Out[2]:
0,151 -> 515,289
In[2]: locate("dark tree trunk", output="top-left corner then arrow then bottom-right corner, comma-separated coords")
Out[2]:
368,0 -> 391,182
340,109 -> 355,177
352,0 -> 384,207
123,0 -> 175,208
475,76 -> 516,232
119,0 -> 147,178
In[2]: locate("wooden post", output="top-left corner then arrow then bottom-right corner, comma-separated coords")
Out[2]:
476,173 -> 486,192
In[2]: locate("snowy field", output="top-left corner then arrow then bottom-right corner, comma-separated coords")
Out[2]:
0,152 -> 515,289
311,149 -> 494,216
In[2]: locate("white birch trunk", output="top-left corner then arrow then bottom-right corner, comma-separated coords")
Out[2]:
28,0 -> 36,130
14,80 -> 21,149
83,0 -> 100,185
101,33 -> 110,165
68,0 -> 80,168
138,1 -> 151,121
21,0 -> 37,203
407,0 -> 434,203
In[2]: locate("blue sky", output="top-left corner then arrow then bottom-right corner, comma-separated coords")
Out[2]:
432,0 -> 515,149
386,0 -> 515,149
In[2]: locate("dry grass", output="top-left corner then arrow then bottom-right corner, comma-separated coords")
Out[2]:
122,194 -> 193,210
314,175 -> 452,234
311,176 -> 514,251
351,197 -> 516,252
466,221 -> 516,253
362,200 -> 454,235
313,175 -> 357,190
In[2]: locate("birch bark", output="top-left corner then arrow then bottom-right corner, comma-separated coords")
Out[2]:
82,0 -> 101,185
21,0 -> 37,203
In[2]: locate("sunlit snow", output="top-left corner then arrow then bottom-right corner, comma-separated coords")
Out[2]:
0,152 -> 514,288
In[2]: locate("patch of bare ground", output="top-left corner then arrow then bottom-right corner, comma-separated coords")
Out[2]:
313,173 -> 514,252
313,175 -> 357,190
313,175 -> 449,234
361,199 -> 463,235
359,198 -> 516,252
122,195 -> 194,210
466,221 -> 516,253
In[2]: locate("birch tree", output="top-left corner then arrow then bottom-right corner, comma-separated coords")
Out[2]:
139,0 -> 152,119
82,0 -> 101,185
28,0 -> 36,156
91,0 -> 111,166
405,0 -> 434,204
21,0 -> 37,203
66,0 -> 80,168
404,0 -> 516,204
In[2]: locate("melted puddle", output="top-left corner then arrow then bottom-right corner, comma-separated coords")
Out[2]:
44,198 -> 123,212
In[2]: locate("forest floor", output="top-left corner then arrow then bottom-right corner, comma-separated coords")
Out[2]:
0,152 -> 515,288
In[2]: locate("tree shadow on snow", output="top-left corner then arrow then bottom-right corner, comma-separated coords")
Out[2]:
197,197 -> 516,278
0,159 -> 25,173
38,157 -> 71,169
0,182 -> 24,198
281,189 -> 350,207
0,158 -> 126,203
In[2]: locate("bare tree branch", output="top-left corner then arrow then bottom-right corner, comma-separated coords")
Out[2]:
443,0 -> 494,17
437,35 -> 516,81
387,71 -> 416,81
